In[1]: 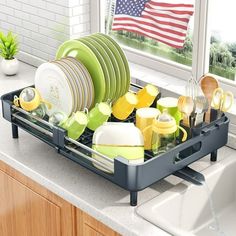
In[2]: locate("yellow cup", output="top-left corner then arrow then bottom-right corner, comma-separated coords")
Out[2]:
14,87 -> 51,112
136,84 -> 159,109
112,92 -> 138,120
136,108 -> 161,150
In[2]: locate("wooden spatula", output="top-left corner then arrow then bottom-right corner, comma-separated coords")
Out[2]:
200,75 -> 219,122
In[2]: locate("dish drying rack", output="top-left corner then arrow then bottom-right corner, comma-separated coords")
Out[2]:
1,84 -> 229,206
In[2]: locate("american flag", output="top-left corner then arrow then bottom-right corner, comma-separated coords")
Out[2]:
111,0 -> 194,48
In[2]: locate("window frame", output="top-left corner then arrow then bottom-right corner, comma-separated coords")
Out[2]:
90,0 -> 236,95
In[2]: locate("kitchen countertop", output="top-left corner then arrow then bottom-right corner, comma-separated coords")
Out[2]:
0,61 -> 235,236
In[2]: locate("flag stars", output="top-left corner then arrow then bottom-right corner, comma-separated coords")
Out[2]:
115,0 -> 149,16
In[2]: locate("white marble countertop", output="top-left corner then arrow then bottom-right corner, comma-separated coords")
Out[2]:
0,61 -> 235,236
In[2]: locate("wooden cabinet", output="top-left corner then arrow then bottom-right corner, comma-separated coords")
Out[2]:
0,161 -> 119,236
76,208 -> 120,236
0,162 -> 75,236
0,170 -> 61,236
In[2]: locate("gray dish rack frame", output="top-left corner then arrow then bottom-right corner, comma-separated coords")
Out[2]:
1,84 -> 229,206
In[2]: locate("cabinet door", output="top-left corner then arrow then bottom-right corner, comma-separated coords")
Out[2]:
0,170 -> 61,236
83,225 -> 104,236
76,208 -> 120,236
0,161 -> 75,236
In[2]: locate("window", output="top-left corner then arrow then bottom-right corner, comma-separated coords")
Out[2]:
105,0 -> 194,68
91,0 -> 236,90
208,0 -> 236,81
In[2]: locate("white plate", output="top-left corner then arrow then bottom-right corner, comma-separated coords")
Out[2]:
51,61 -> 77,113
66,57 -> 90,109
67,57 -> 94,109
62,58 -> 88,110
80,62 -> 95,108
55,59 -> 83,111
35,62 -> 74,116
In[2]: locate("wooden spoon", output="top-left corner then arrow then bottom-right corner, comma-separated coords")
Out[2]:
200,75 -> 219,122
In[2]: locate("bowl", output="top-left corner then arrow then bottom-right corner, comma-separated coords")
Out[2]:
92,122 -> 144,173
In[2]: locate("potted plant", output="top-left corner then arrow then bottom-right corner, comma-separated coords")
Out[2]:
0,31 -> 19,75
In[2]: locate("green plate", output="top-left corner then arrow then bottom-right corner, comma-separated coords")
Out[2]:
85,36 -> 117,101
90,35 -> 122,101
97,33 -> 130,96
82,36 -> 117,101
78,38 -> 111,102
56,40 -> 105,104
94,33 -> 127,99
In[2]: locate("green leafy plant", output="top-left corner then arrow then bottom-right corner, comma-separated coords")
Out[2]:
0,31 -> 19,60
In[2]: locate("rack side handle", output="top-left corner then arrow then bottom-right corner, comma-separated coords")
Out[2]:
2,100 -> 12,122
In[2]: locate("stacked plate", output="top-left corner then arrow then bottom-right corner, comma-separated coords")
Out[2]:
56,33 -> 131,104
35,57 -> 94,116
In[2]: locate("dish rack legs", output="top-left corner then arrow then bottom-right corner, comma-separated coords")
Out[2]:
211,150 -> 218,162
12,124 -> 18,139
128,150 -> 218,206
130,191 -> 138,206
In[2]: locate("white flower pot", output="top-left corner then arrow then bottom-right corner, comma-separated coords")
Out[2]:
1,58 -> 19,76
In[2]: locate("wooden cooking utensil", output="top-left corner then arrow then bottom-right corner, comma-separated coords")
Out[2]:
200,75 -> 219,122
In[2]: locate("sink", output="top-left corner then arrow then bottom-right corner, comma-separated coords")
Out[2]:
136,155 -> 236,236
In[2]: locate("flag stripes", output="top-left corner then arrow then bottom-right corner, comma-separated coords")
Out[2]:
112,0 -> 194,48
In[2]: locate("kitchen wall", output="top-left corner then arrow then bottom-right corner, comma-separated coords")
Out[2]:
0,0 -> 90,65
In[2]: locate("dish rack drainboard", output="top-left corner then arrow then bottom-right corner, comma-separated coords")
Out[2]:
1,83 -> 229,206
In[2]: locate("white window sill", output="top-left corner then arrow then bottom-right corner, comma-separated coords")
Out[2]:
129,62 -> 236,136
130,62 -> 186,96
